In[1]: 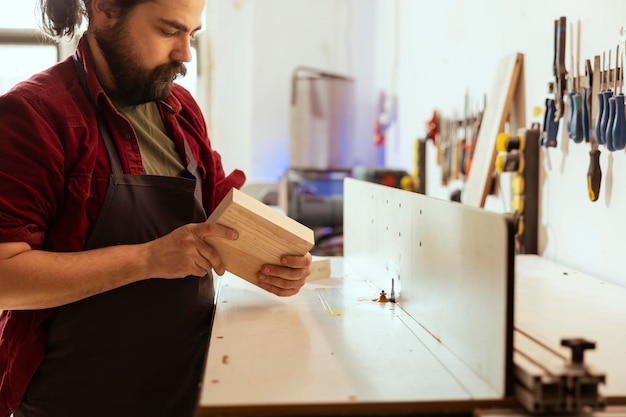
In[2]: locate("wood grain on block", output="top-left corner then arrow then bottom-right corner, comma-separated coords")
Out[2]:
307,256 -> 331,281
204,188 -> 315,286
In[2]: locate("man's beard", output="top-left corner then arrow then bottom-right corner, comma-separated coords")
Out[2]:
93,21 -> 187,105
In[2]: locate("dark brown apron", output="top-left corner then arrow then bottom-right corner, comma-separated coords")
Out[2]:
15,56 -> 213,417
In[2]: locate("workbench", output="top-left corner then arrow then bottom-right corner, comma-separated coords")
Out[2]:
196,180 -> 626,416
196,256 -> 626,416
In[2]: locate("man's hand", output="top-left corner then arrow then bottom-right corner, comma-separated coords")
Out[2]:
143,222 -> 239,279
256,252 -> 312,297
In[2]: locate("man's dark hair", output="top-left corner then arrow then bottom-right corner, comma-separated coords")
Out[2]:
38,0 -> 151,39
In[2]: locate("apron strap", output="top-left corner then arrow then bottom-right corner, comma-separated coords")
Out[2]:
73,52 -> 124,176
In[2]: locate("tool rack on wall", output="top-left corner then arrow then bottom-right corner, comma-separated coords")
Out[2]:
421,102 -> 486,199
542,17 -> 626,203
421,53 -> 539,254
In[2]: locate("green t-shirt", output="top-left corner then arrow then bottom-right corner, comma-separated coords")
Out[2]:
112,99 -> 185,177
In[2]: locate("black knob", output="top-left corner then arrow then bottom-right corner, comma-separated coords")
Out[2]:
561,338 -> 596,365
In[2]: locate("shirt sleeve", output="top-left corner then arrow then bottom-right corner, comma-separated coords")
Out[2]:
0,90 -> 65,248
211,150 -> 246,210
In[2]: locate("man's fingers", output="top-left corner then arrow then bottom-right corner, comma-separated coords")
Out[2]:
192,224 -> 234,276
195,222 -> 239,240
204,251 -> 226,276
279,252 -> 312,268
260,264 -> 307,281
256,274 -> 304,297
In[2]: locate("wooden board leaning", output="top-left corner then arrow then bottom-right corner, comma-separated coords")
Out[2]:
463,52 -> 525,208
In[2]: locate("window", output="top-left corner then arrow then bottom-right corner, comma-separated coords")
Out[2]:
0,1 -> 58,94
0,43 -> 58,94
0,0 -> 40,29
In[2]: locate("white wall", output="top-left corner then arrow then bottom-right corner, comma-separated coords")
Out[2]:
208,0 -> 626,288
208,0 -> 380,183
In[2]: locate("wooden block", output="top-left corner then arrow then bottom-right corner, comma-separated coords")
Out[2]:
307,256 -> 331,281
204,188 -> 315,287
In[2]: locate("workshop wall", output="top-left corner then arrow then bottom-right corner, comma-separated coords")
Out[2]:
371,0 -> 626,288
208,0 -> 381,182
208,0 -> 626,288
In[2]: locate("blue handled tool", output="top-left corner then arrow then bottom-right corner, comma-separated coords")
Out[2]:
567,91 -> 576,139
571,20 -> 584,143
607,47 -> 621,151
601,50 -> 615,150
613,46 -> 626,150
566,22 -> 576,141
541,98 -> 559,148
554,17 -> 568,122
572,94 -> 584,143
541,17 -> 566,149
582,59 -> 592,142
579,22 -> 591,142
596,52 -> 607,145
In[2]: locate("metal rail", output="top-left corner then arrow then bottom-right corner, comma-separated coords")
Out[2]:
513,328 -> 606,414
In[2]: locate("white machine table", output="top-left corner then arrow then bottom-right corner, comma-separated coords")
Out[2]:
197,180 -> 626,416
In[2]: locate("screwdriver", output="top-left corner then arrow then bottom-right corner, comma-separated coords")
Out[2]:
580,20 -> 592,142
595,52 -> 606,145
588,55 -> 602,202
606,47 -> 618,151
571,20 -> 584,143
566,23 -> 576,140
582,59 -> 592,142
613,49 -> 626,150
588,149 -> 602,201
614,29 -> 626,150
601,50 -> 615,151
541,98 -> 558,147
